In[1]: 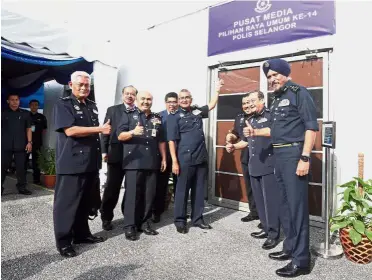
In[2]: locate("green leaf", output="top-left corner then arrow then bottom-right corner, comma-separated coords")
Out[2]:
353,220 -> 366,235
344,188 -> 352,203
330,224 -> 342,232
366,229 -> 372,242
339,180 -> 356,188
355,177 -> 370,189
330,221 -> 350,232
331,216 -> 345,221
349,229 -> 362,245
350,191 -> 362,201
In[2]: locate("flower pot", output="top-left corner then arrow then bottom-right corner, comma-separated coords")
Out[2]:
339,228 -> 372,264
43,175 -> 56,189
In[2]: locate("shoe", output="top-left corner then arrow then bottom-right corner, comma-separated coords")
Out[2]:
241,214 -> 259,222
152,215 -> 161,223
58,246 -> 77,258
193,222 -> 212,230
18,188 -> 32,195
257,223 -> 263,229
73,235 -> 105,244
102,220 -> 113,231
275,262 -> 310,277
251,230 -> 268,239
262,238 -> 280,250
143,222 -> 159,235
176,226 -> 188,234
269,251 -> 291,261
125,227 -> 137,241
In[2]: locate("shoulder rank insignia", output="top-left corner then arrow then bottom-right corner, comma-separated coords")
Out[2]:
289,85 -> 300,93
74,105 -> 81,111
60,96 -> 71,101
86,98 -> 96,104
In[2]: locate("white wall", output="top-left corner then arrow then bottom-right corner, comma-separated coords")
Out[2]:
115,1 -> 372,185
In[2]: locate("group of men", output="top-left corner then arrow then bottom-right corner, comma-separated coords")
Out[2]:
2,95 -> 47,195
225,58 -> 318,277
52,71 -> 223,259
52,57 -> 318,278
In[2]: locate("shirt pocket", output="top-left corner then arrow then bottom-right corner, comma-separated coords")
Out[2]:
179,117 -> 195,133
72,146 -> 90,166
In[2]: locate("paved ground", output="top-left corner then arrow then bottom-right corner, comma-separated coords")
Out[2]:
1,176 -> 371,280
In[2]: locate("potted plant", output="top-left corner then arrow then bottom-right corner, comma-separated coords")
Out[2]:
330,177 -> 372,264
37,147 -> 56,189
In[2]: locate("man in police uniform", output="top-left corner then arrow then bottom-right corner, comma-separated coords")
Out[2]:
117,91 -> 167,241
225,96 -> 260,225
152,92 -> 179,223
28,99 -> 47,184
227,91 -> 280,250
244,59 -> 318,277
53,71 -> 111,258
1,93 -> 33,195
100,85 -> 138,231
167,80 -> 223,233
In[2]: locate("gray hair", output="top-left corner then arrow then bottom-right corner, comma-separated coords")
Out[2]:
71,71 -> 91,83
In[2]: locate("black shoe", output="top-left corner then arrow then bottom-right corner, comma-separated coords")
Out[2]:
73,235 -> 105,244
152,215 -> 161,224
241,214 -> 259,222
269,251 -> 291,261
275,262 -> 310,278
18,188 -> 32,195
143,222 -> 159,235
125,228 -> 137,241
58,246 -> 77,258
193,222 -> 212,230
262,238 -> 280,250
257,222 -> 263,229
102,220 -> 113,231
176,226 -> 188,234
251,230 -> 268,239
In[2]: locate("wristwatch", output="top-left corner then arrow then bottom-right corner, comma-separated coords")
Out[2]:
28,141 -> 33,144
300,155 -> 310,162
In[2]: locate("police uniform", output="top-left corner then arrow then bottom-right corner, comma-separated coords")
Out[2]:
232,113 -> 258,219
244,108 -> 280,242
100,104 -> 134,225
167,105 -> 209,227
264,59 -> 318,270
53,95 -> 102,250
1,107 -> 32,194
29,111 -> 47,183
117,109 -> 165,233
152,109 -> 178,220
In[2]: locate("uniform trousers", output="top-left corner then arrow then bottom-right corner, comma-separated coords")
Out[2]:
250,173 -> 280,239
274,145 -> 310,267
53,172 -> 98,248
100,162 -> 126,221
2,150 -> 27,191
241,163 -> 258,217
123,170 -> 157,230
174,162 -> 207,227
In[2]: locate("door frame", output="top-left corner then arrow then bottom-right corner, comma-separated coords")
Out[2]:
207,51 -> 332,226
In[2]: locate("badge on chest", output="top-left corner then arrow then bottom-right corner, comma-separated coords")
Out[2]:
192,109 -> 202,115
278,99 -> 290,107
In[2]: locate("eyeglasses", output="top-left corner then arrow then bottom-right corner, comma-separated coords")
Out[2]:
73,83 -> 90,88
179,96 -> 191,101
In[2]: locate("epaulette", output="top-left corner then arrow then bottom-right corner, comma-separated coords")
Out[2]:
289,85 -> 300,93
60,96 -> 71,101
86,98 -> 96,104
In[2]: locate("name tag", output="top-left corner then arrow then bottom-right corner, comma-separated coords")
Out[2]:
257,118 -> 267,123
278,99 -> 290,107
152,129 -> 157,137
31,125 -> 36,132
192,109 -> 202,115
77,111 -> 83,114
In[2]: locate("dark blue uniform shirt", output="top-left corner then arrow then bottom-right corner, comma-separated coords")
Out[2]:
167,105 -> 209,166
246,108 -> 275,177
54,95 -> 102,175
270,81 -> 319,144
1,108 -> 32,151
233,113 -> 251,165
117,110 -> 165,170
30,112 -> 47,148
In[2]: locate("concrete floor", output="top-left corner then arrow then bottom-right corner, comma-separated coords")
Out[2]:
1,176 -> 371,280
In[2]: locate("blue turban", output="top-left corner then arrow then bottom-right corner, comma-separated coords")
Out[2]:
262,58 -> 291,77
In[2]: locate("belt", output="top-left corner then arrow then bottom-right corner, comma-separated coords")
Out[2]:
272,142 -> 303,148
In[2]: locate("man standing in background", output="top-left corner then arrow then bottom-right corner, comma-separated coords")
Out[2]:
28,99 -> 47,185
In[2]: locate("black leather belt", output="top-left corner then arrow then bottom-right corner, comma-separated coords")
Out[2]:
272,142 -> 303,148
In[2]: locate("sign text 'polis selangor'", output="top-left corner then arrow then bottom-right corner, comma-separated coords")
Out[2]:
208,0 -> 335,56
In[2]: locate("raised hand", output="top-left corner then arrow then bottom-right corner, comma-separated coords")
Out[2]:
132,122 -> 144,136
101,119 -> 111,135
243,120 -> 254,137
